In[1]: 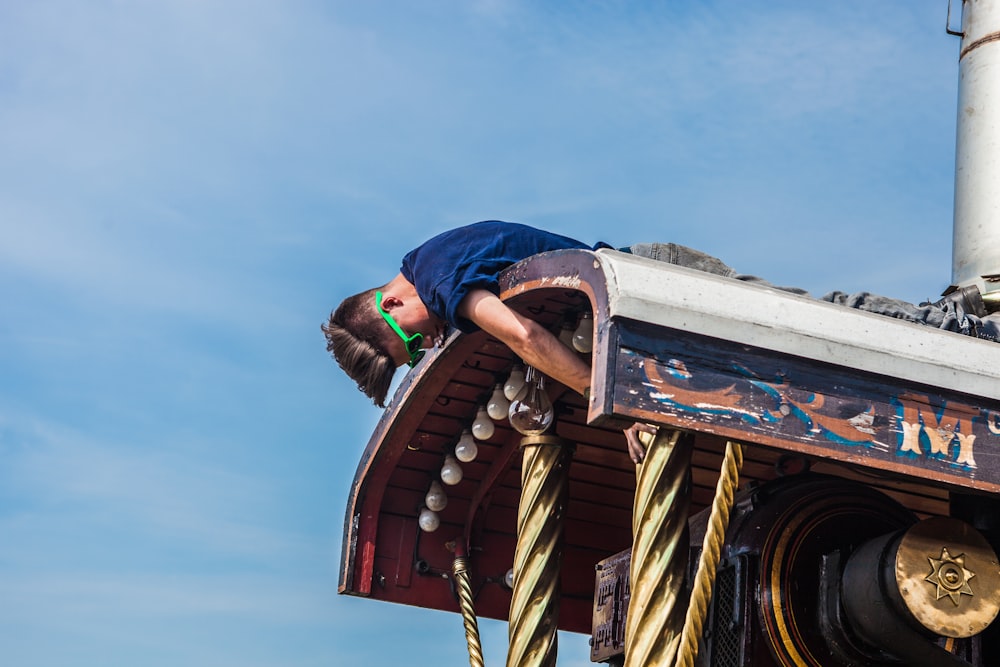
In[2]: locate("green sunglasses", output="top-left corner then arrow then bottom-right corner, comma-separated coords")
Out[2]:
375,291 -> 425,367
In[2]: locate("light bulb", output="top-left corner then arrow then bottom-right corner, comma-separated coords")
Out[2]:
486,384 -> 510,421
425,480 -> 448,512
418,507 -> 440,532
471,406 -> 495,440
454,429 -> 479,463
440,454 -> 463,485
503,364 -> 526,400
508,366 -> 554,436
557,321 -> 576,348
504,567 -> 515,590
572,311 -> 594,353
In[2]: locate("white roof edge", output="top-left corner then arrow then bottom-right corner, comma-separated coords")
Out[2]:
595,249 -> 1000,402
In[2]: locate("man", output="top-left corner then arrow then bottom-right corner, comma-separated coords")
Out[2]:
323,222 -> 600,404
324,221 -> 999,462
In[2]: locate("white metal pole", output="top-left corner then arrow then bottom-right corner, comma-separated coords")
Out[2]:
953,0 -> 1000,291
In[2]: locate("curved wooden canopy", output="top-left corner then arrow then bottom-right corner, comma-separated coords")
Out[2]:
339,249 -> 1000,633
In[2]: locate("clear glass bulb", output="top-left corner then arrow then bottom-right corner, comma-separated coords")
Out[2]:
425,480 -> 448,512
504,567 -> 515,590
572,311 -> 594,353
503,364 -> 526,400
486,384 -> 510,421
508,366 -> 554,436
454,429 -> 479,463
418,507 -> 440,532
471,406 -> 495,440
557,321 -> 576,348
440,455 -> 463,485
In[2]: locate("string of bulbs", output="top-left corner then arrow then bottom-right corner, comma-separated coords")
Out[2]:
417,310 -> 594,534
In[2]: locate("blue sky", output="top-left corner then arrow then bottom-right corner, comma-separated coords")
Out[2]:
0,1 -> 962,665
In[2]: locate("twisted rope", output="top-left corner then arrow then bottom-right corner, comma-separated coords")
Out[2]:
453,555 -> 485,667
675,440 -> 744,667
624,428 -> 693,667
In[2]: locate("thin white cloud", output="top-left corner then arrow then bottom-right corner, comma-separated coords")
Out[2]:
0,199 -> 297,326
0,572 -> 334,622
0,409 -> 313,562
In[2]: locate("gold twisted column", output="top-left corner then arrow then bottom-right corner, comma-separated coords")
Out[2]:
453,555 -> 485,667
624,428 -> 694,667
507,435 -> 571,667
676,440 -> 744,667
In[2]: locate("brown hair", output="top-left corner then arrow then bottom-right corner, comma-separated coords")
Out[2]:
322,288 -> 397,407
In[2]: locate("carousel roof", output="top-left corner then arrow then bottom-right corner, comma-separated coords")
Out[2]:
339,249 -> 1000,634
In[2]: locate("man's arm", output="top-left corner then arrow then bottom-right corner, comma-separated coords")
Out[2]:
459,288 -> 649,462
457,289 -> 591,394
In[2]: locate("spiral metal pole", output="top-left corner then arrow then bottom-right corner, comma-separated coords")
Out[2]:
506,435 -> 571,667
453,555 -> 485,667
676,440 -> 744,667
624,428 -> 694,667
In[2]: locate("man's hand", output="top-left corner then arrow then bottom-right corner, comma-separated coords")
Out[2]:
623,422 -> 658,464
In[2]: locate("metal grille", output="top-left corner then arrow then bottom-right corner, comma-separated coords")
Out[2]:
709,561 -> 742,667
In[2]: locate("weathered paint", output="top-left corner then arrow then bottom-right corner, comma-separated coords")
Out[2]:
604,319 -> 1000,494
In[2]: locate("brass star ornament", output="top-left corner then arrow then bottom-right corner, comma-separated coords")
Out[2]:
925,547 -> 976,606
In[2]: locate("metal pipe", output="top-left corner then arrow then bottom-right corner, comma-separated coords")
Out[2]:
624,428 -> 694,667
506,435 -> 571,667
953,0 -> 1000,290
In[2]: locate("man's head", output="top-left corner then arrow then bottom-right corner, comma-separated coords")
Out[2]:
323,280 -> 445,406
322,287 -> 396,406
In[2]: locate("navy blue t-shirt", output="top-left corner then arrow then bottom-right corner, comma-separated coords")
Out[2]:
400,221 -> 608,333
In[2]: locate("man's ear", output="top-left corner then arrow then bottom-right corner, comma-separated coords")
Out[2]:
381,294 -> 404,311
